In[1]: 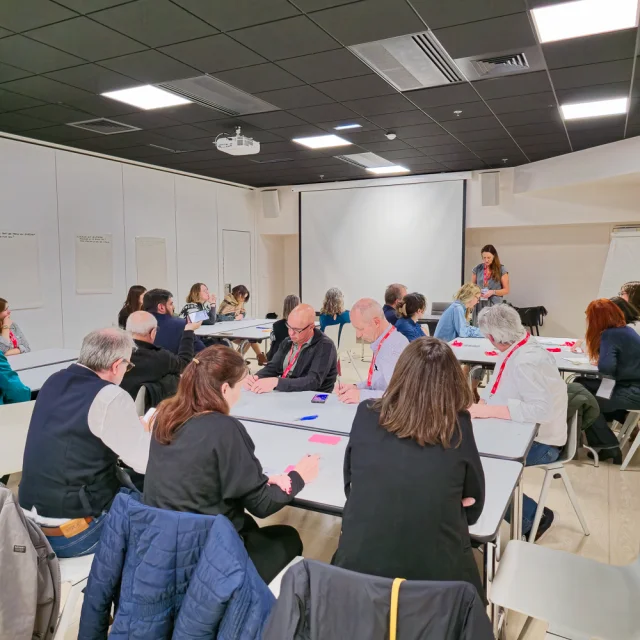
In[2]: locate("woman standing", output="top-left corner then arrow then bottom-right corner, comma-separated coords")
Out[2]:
395,292 -> 429,342
319,288 -> 350,346
333,338 -> 485,596
144,346 -> 319,583
118,285 -> 146,330
471,245 -> 509,320
267,294 -> 300,361
179,282 -> 217,325
0,298 -> 30,355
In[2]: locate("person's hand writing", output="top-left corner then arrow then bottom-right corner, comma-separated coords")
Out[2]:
243,375 -> 258,391
462,497 -> 476,507
337,386 -> 360,404
185,320 -> 202,332
250,377 -> 278,394
268,474 -> 292,494
294,454 -> 320,484
570,339 -> 584,354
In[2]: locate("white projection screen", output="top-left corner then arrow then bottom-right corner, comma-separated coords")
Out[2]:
300,180 -> 465,311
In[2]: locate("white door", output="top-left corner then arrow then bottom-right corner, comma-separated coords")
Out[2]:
222,230 -> 252,314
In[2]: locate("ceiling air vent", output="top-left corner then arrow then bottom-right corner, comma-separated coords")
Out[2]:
454,46 -> 545,80
148,144 -> 187,154
248,158 -> 293,164
335,152 -> 395,170
349,31 -> 462,92
158,76 -> 279,117
67,118 -> 140,135
471,52 -> 529,76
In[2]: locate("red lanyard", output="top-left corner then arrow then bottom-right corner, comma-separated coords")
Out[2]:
489,333 -> 530,396
367,326 -> 395,387
9,330 -> 17,349
282,345 -> 303,378
483,265 -> 490,287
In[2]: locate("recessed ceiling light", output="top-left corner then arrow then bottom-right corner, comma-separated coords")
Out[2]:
102,85 -> 191,110
560,97 -> 628,120
334,123 -> 362,130
531,0 -> 639,43
366,165 -> 410,175
292,134 -> 352,149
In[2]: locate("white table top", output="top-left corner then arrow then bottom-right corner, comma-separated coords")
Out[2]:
19,362 -> 71,392
211,325 -> 274,341
195,319 -> 274,336
0,400 -> 35,475
241,420 -> 522,543
9,348 -> 79,372
450,337 -> 597,374
233,391 -> 536,461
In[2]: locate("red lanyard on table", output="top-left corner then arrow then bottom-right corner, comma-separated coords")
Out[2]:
367,326 -> 395,387
489,333 -> 530,397
282,345 -> 303,378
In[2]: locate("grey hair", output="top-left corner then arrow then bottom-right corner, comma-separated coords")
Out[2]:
320,287 -> 344,316
351,297 -> 384,322
126,310 -> 157,335
78,328 -> 135,372
477,305 -> 525,345
282,294 -> 300,320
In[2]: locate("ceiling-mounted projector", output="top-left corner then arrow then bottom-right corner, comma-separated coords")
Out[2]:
215,127 -> 260,156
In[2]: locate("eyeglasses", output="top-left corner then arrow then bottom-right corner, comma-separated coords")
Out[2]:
121,358 -> 135,373
286,322 -> 314,334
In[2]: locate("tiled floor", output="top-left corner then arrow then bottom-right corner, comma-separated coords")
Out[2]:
9,349 -> 640,639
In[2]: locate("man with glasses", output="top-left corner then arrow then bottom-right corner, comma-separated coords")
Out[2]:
244,303 -> 338,393
19,328 -> 151,558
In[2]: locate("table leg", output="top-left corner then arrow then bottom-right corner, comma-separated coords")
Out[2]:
510,477 -> 523,542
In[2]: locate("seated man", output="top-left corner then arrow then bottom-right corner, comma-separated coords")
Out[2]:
338,298 -> 409,404
121,311 -> 200,408
143,288 -> 205,355
244,303 -> 337,393
470,304 -> 568,541
19,328 -> 151,558
382,283 -> 407,326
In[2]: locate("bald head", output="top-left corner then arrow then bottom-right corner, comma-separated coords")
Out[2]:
287,303 -> 316,345
126,310 -> 158,342
351,298 -> 389,344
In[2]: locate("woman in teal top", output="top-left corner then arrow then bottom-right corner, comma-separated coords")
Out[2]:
319,288 -> 350,347
471,244 -> 509,321
0,351 -> 30,405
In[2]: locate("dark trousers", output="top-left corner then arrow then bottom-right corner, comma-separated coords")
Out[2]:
573,377 -> 621,448
241,514 -> 302,584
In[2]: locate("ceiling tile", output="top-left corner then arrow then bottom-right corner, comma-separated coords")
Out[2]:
343,94 -> 415,116
361,139 -> 412,152
151,124 -> 211,140
99,50 -> 199,83
543,30 -> 637,70
25,17 -> 147,61
336,129 -> 389,143
172,0 -> 299,31
0,88 -> 45,112
0,0 -> 77,33
442,160 -> 487,170
465,138 -> 522,151
0,28 -> 12,38
278,49 -> 370,84
17,104 -> 94,124
416,142 -> 468,154
433,13 -> 536,60
428,150 -> 479,162
403,133 -> 458,146
550,59 -> 633,90
498,107 -> 562,125
504,121 -> 565,137
0,111 -> 50,131
156,104 -> 233,124
1,76 -> 92,102
311,0 -> 426,46
369,110 -> 434,128
29,123 -> 98,141
213,64 -> 305,93
316,118 -> 380,133
241,111 -> 308,129
315,74 -> 396,101
229,16 -> 339,61
54,0 -> 134,12
406,83 -> 479,108
0,61 -> 31,82
91,0 -> 217,48
487,92 -> 557,114
456,128 -> 511,142
60,93 -> 141,117
393,123 -> 445,138
564,115 -> 626,133
410,0 -> 524,30
377,149 -> 426,160
442,115 -> 503,132
160,34 -> 264,73
113,111 -> 183,129
289,103 -> 358,123
426,101 -> 493,121
555,82 -> 631,104
473,71 -> 552,100
254,85 -> 334,110
45,63 -> 138,93
0,35 -> 85,73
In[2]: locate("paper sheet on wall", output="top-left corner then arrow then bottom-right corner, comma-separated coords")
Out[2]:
0,232 -> 42,309
135,236 -> 168,290
75,234 -> 113,294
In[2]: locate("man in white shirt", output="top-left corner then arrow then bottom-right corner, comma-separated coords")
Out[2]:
19,328 -> 151,558
470,304 -> 568,540
338,298 -> 409,403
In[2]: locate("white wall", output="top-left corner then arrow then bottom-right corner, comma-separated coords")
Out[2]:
0,135 -> 257,349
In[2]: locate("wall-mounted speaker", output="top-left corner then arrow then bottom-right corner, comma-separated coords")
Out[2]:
262,189 -> 280,218
480,171 -> 500,207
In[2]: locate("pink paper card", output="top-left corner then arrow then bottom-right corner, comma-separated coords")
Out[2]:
485,350 -> 498,356
309,434 -> 342,445
451,340 -> 463,347
546,347 -> 561,352
284,465 -> 295,473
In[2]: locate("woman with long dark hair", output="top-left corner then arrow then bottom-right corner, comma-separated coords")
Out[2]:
471,244 -> 509,321
143,345 -> 319,583
118,285 -> 146,329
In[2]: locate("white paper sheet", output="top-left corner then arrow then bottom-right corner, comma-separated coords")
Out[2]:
75,234 -> 113,294
135,236 -> 168,290
596,378 -> 616,400
0,232 -> 43,309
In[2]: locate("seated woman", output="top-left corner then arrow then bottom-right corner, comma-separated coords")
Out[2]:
0,298 -> 30,355
143,346 -> 319,584
332,337 -> 485,597
433,284 -> 483,342
179,282 -> 217,325
118,285 -> 146,330
218,285 -> 267,365
267,294 -> 299,361
395,292 -> 429,342
573,299 -> 640,463
319,288 -> 350,347
620,280 -> 640,310
611,295 -> 640,335
0,351 -> 30,404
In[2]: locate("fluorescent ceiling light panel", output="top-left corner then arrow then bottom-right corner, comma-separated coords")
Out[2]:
560,97 -> 628,120
366,165 -> 410,175
531,0 -> 639,43
102,85 -> 191,110
292,134 -> 352,149
334,123 -> 362,130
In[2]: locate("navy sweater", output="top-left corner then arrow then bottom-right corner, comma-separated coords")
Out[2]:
598,326 -> 640,386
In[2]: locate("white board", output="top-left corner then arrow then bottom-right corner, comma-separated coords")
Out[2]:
75,233 -> 113,294
0,231 -> 42,309
135,236 -> 168,290
599,228 -> 640,298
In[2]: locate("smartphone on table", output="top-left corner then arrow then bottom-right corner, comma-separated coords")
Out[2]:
311,394 -> 328,404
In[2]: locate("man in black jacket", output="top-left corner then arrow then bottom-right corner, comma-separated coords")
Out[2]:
244,304 -> 338,393
122,311 -> 200,407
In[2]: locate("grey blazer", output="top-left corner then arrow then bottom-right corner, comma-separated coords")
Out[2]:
0,322 -> 30,354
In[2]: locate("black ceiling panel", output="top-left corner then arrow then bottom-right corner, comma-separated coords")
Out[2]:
550,59 -> 634,90
455,128 -> 512,142
289,103 -> 358,123
212,64 -> 305,93
17,103 -> 94,124
278,49 -> 370,84
488,92 -> 557,114
443,115 -> 503,132
555,82 -> 631,104
240,111 -> 308,129
60,93 -> 140,117
406,83 -> 481,109
503,121 -> 565,137
31,123 -> 98,141
1,76 -> 92,102
343,94 -> 415,116
0,35 -> 84,73
0,62 -> 31,83
316,118 -> 381,133
254,85 -> 334,110
378,149 -> 427,160
361,139 -> 412,152
0,111 -> 51,131
152,104 -> 229,124
0,88 -> 45,112
314,74 -> 396,101
543,30 -> 637,69
53,0 -> 134,13
498,107 -> 563,125
473,71 -> 552,100
425,101 -> 493,121
369,110 -> 434,128
410,0 -> 524,30
99,50 -> 199,84
404,133 -> 459,147
392,123 -> 447,138
0,0 -> 76,33
45,64 -> 138,93
113,111 -> 183,130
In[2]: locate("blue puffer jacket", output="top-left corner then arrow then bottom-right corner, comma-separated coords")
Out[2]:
78,491 -> 275,639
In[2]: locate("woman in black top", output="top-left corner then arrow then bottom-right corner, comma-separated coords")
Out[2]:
333,337 -> 485,597
117,285 -> 146,329
267,294 -> 300,361
144,346 -> 320,583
